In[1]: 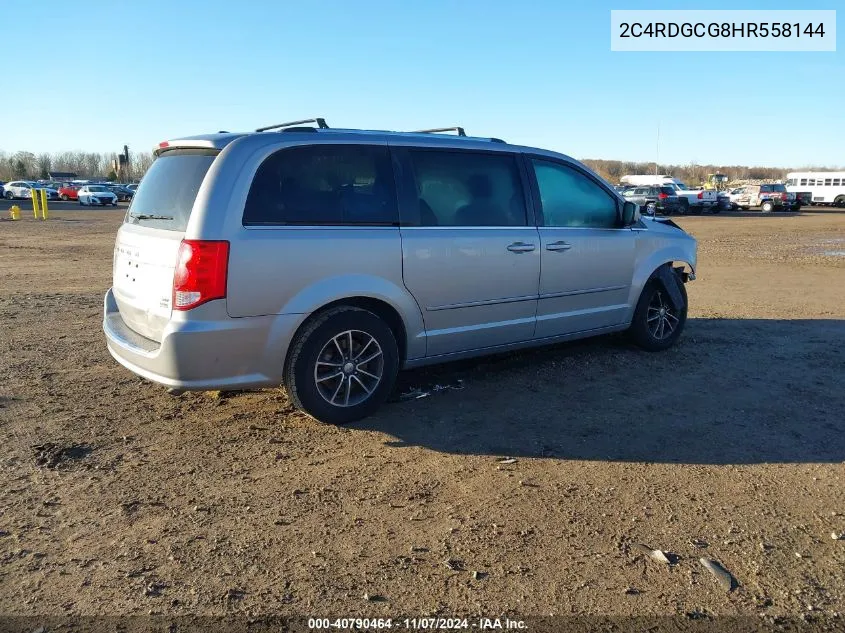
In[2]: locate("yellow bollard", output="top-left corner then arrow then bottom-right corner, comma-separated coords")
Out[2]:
40,188 -> 48,220
9,205 -> 21,220
32,188 -> 40,219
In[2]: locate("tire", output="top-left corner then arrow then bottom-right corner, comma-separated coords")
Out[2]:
761,201 -> 774,213
112,201 -> 118,207
645,202 -> 656,216
628,270 -> 688,352
284,306 -> 399,424
677,199 -> 689,215
834,195 -> 845,208
60,194 -> 68,201
79,197 -> 86,206
4,191 -> 12,200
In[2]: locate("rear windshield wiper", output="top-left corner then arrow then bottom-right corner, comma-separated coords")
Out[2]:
130,213 -> 174,221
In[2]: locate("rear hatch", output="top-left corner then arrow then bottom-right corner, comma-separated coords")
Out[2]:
113,148 -> 218,342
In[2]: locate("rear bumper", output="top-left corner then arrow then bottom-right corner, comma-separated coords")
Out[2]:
103,288 -> 302,391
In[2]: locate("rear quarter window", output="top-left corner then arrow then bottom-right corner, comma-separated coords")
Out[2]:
243,144 -> 398,226
125,148 -> 218,231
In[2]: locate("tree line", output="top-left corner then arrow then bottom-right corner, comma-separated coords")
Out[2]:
1,149 -> 837,187
0,150 -> 155,183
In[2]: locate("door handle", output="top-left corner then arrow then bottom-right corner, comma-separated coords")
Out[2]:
546,241 -> 572,252
507,242 -> 536,253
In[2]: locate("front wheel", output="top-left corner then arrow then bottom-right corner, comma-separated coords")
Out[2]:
761,201 -> 774,213
628,273 -> 688,352
111,200 -> 118,207
4,191 -> 12,200
645,202 -> 656,216
60,194 -> 68,201
284,306 -> 400,424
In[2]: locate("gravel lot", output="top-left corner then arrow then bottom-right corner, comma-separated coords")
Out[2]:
1,208 -> 843,623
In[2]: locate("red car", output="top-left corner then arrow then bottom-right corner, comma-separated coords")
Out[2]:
58,185 -> 79,201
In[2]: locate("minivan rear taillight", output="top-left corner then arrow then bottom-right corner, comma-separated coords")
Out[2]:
172,240 -> 229,310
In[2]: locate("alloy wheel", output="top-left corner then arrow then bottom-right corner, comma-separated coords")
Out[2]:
313,330 -> 384,407
647,290 -> 679,341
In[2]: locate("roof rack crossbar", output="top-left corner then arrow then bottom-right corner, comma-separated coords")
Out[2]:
412,126 -> 467,137
256,118 -> 329,133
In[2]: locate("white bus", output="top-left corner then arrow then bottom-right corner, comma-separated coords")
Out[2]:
786,171 -> 845,207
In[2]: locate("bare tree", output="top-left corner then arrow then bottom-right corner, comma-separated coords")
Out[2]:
36,153 -> 52,179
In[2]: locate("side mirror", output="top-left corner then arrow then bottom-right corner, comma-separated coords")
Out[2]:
621,200 -> 639,226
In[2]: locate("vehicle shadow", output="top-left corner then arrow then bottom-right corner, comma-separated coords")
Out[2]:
355,318 -> 845,465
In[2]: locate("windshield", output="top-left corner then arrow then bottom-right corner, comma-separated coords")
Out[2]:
89,186 -> 108,192
126,149 -> 217,231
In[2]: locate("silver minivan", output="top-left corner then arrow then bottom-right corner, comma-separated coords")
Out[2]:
104,119 -> 697,424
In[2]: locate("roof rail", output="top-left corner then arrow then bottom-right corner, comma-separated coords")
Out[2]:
256,118 -> 329,133
412,126 -> 466,137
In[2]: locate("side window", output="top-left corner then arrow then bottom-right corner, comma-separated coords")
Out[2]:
531,159 -> 618,228
243,144 -> 398,226
824,179 -> 832,186
800,178 -> 807,186
834,179 -> 841,186
406,150 -> 527,227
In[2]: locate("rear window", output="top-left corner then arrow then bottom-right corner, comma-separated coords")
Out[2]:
761,184 -> 786,193
659,186 -> 675,195
125,148 -> 217,231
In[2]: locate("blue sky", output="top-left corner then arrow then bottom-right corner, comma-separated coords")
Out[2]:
1,0 -> 841,167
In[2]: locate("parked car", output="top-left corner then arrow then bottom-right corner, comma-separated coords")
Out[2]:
78,185 -> 118,206
785,191 -> 802,211
0,182 -> 5,198
619,175 -> 717,214
3,181 -> 57,200
730,184 -> 787,212
670,182 -> 719,213
716,191 -> 732,212
622,185 -> 681,216
58,185 -> 79,201
106,184 -> 134,202
36,184 -> 59,200
103,121 -> 697,424
126,183 -> 139,192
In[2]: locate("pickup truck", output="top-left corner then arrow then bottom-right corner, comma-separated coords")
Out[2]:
671,183 -> 719,213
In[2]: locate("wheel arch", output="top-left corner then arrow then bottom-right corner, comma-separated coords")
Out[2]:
282,294 -> 421,377
628,249 -> 695,323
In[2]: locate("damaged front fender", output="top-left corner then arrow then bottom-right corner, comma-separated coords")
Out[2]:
654,264 -> 686,312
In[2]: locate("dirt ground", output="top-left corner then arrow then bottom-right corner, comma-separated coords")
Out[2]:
1,209 -> 844,624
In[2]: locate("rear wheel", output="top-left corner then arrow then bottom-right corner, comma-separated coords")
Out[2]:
834,195 -> 845,208
629,271 -> 688,352
645,202 -> 656,216
284,306 -> 399,424
761,201 -> 774,213
60,194 -> 68,201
